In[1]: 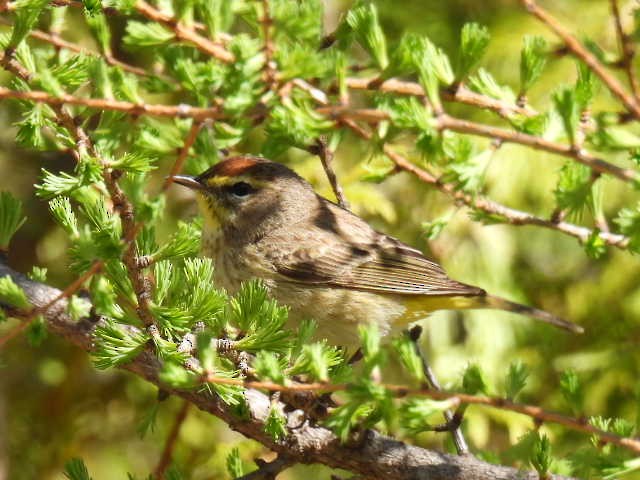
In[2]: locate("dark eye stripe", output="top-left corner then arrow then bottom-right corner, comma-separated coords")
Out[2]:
229,181 -> 253,197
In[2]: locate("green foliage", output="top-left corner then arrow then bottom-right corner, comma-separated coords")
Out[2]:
0,275 -> 30,309
530,432 -> 552,478
520,36 -> 547,93
469,68 -> 516,104
399,397 -> 457,435
575,61 -> 598,108
264,403 -> 288,441
27,314 -> 47,346
289,342 -> 344,382
554,162 -> 594,218
254,350 -> 286,384
8,0 -> 49,50
152,221 -> 201,261
226,448 -> 244,478
49,197 -> 79,237
462,363 -> 489,395
344,2 -> 388,70
457,23 -> 490,80
92,319 -> 150,369
28,266 -> 47,282
124,21 -> 174,48
63,458 -> 93,480
67,295 -> 91,322
553,87 -> 579,146
108,151 -> 158,175
263,100 -> 333,156
560,369 -> 584,415
615,203 -> 640,253
228,280 -> 291,353
0,192 -> 26,250
392,334 -> 424,383
504,361 -> 529,401
136,402 -> 159,438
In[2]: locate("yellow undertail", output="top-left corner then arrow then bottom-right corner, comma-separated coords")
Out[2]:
401,294 -> 583,334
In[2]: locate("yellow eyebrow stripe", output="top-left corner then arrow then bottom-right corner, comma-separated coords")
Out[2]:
204,175 -> 267,188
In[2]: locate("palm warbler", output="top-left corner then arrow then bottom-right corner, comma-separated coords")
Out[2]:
172,155 -> 582,346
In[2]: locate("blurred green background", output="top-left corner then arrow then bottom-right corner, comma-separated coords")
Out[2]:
1,0 -> 640,478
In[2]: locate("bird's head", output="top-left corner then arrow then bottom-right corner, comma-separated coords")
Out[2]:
171,156 -> 316,239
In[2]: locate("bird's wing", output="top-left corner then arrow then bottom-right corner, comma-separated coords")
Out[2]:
268,208 -> 483,297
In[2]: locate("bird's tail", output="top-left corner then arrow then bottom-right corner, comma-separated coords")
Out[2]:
481,295 -> 584,334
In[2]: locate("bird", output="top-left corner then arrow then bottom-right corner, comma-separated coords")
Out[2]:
171,155 -> 582,347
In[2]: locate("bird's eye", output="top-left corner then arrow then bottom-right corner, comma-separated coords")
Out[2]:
230,181 -> 253,198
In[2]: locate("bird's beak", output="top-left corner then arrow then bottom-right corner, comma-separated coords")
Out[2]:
169,175 -> 205,191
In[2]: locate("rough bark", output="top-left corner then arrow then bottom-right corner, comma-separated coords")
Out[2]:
0,261 -> 575,480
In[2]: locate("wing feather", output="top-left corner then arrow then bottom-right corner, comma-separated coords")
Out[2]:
270,213 -> 483,297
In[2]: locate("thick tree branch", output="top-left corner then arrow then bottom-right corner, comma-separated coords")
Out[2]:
0,261 -> 575,480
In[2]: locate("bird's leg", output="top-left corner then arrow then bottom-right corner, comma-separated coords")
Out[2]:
407,325 -> 470,456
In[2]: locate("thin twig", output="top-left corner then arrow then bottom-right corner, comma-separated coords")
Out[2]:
345,77 -> 537,119
408,326 -> 470,456
0,18 -> 150,78
610,0 -> 640,100
198,372 -> 640,454
309,137 -> 349,209
154,401 -> 190,479
522,0 -> 640,119
0,86 -> 223,121
340,118 -> 629,249
260,0 -> 277,88
163,121 -> 204,191
319,106 -> 640,184
134,0 -> 234,63
437,114 -> 639,183
236,455 -> 294,480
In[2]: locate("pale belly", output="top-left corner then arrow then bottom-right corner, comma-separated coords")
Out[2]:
269,283 -> 407,347
203,239 -> 409,347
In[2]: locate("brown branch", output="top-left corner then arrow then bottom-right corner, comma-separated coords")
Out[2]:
610,0 -> 640,100
522,0 -> 640,119
345,77 -> 537,119
134,0 -> 234,63
308,137 -> 350,209
162,121 -> 204,191
0,261 -> 576,480
0,18 -> 151,78
319,105 -> 640,184
340,118 -> 629,249
154,401 -> 190,479
236,455 -> 294,480
0,86 -> 223,121
437,114 -> 639,184
260,0 -> 277,88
